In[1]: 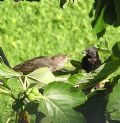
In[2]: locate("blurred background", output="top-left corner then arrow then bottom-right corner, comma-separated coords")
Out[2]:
0,0 -> 120,67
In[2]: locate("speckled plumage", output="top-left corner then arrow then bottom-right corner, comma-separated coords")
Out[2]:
81,47 -> 101,73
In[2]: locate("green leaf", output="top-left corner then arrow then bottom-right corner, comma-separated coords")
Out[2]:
29,114 -> 36,123
104,0 -> 116,25
78,90 -> 107,123
67,72 -> 94,85
93,6 -> 106,34
60,0 -> 77,9
70,60 -> 81,69
26,77 -> 44,89
4,78 -> 23,98
60,0 -> 67,8
112,42 -> 120,57
93,60 -> 120,80
90,0 -> 108,37
38,82 -> 87,123
27,67 -> 56,85
114,0 -> 120,26
40,117 -> 51,123
78,59 -> 120,89
0,63 -> 22,78
0,93 -> 15,123
106,80 -> 120,121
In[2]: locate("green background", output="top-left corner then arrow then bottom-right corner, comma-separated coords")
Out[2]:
0,0 -> 120,67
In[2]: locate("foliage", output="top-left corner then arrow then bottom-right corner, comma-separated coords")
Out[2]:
38,82 -> 87,123
106,79 -> 120,121
0,62 -> 87,123
0,94 -> 15,123
89,0 -> 120,37
0,41 -> 120,123
0,0 -> 120,123
1,0 -> 96,67
1,0 -> 120,67
112,42 -> 120,57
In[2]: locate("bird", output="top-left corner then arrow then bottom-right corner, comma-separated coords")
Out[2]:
13,54 -> 70,75
81,46 -> 101,73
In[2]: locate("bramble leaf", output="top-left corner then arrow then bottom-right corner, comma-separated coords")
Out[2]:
93,6 -> 106,34
0,63 -> 22,78
27,67 -> 56,85
38,82 -> 87,123
73,59 -> 120,89
106,80 -> 120,121
4,78 -> 23,98
0,93 -> 15,123
112,42 -> 120,57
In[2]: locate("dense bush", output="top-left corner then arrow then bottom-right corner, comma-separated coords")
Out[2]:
0,1 -> 120,123
0,0 -> 120,67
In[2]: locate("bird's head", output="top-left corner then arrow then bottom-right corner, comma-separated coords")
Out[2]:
52,54 -> 70,68
85,46 -> 98,58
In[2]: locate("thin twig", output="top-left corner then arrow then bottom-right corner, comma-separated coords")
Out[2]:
24,76 -> 28,88
16,111 -> 19,123
19,77 -> 26,90
6,118 -> 11,123
0,88 -> 10,94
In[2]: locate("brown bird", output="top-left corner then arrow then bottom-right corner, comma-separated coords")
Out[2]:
13,54 -> 70,75
81,46 -> 101,73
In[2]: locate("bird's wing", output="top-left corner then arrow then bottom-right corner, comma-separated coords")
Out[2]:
13,60 -> 37,74
13,56 -> 52,74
